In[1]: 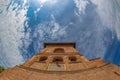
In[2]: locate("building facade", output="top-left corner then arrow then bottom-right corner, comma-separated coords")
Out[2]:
0,43 -> 120,80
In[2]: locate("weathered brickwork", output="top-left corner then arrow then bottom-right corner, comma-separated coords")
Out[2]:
0,43 -> 120,80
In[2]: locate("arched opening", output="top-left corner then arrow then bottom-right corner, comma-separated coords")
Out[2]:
69,56 -> 77,62
53,57 -> 63,63
48,57 -> 65,70
54,48 -> 64,53
39,56 -> 48,62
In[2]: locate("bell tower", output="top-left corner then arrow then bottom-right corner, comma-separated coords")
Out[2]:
22,42 -> 105,71
1,42 -> 120,80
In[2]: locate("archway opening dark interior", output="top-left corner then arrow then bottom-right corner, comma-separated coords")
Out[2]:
39,56 -> 48,62
54,48 -> 65,53
69,56 -> 77,62
53,57 -> 63,63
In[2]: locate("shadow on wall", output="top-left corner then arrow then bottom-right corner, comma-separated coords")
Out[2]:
104,34 -> 120,66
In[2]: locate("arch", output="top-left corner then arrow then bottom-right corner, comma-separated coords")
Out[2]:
53,57 -> 63,63
69,56 -> 77,62
39,56 -> 48,62
54,48 -> 65,53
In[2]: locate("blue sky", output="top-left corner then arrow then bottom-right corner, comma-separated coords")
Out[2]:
0,0 -> 120,68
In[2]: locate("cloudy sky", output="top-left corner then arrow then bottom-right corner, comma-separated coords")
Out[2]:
0,0 -> 120,68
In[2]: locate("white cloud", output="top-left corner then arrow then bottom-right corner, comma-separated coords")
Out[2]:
0,0 -> 10,13
91,0 -> 120,40
74,0 -> 89,15
0,0 -> 28,68
32,15 -> 67,40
